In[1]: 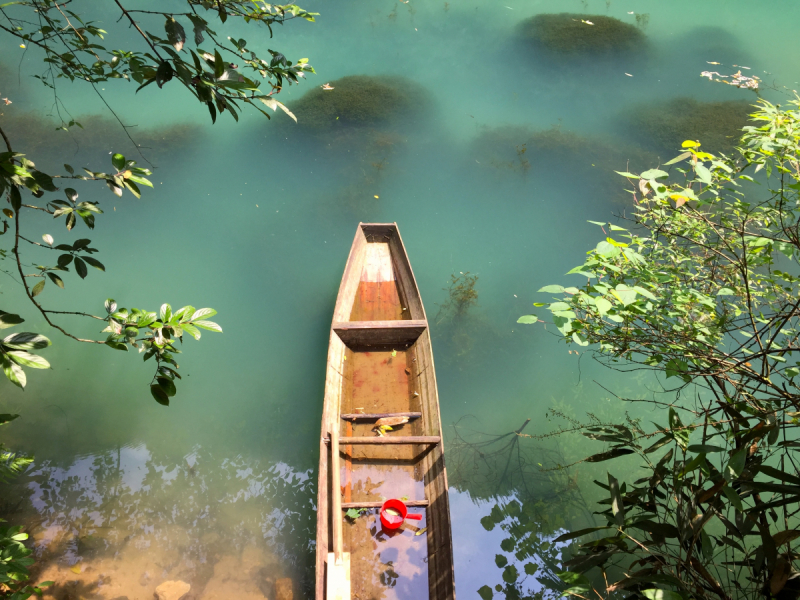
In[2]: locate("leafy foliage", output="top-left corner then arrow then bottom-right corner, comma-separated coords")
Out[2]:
0,149 -> 221,397
0,1 -> 314,123
524,98 -> 800,599
519,13 -> 645,56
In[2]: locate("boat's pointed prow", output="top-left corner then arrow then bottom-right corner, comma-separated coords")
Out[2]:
316,223 -> 456,600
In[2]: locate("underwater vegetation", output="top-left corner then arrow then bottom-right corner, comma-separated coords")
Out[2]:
518,13 -> 645,56
287,74 -> 429,132
436,272 -> 479,324
0,111 -> 203,170
622,97 -> 753,155
471,125 -> 655,194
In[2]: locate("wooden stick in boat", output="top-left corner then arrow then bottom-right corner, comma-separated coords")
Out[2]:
340,412 -> 422,421
324,435 -> 440,445
344,421 -> 352,505
327,423 -> 350,600
342,500 -> 429,508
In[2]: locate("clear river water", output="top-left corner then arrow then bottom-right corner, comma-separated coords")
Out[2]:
0,0 -> 798,598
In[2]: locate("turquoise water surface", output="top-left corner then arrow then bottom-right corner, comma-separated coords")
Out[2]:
1,0 -> 798,597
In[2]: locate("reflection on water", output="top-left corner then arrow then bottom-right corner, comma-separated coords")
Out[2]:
1,0 -> 799,597
345,509 -> 428,600
3,444 -> 313,598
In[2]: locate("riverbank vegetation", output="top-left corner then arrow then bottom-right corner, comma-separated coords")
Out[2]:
523,96 -> 800,599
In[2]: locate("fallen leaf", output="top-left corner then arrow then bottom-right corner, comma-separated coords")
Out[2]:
71,565 -> 81,574
415,527 -> 427,536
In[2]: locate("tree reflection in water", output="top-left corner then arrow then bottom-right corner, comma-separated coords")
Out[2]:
1,444 -> 315,599
448,417 -> 593,599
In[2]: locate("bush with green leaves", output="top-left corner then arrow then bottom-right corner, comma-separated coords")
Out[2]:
520,96 -> 800,599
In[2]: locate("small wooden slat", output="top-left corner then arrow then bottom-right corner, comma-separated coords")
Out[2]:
324,435 -> 440,445
333,320 -> 427,346
341,412 -> 422,421
341,500 -> 429,509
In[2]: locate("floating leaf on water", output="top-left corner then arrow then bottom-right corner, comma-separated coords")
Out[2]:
70,565 -> 81,574
415,527 -> 427,536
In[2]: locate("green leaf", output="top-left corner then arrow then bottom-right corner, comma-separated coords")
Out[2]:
31,279 -> 45,297
0,312 -> 24,329
695,164 -> 712,184
586,448 -> 635,462
193,320 -> 222,333
190,308 -> 217,320
557,572 -> 592,596
687,444 -> 725,453
517,315 -> 537,324
74,257 -> 88,279
214,48 -> 225,78
641,169 -> 669,179
477,585 -> 493,600
495,554 -> 508,568
2,332 -> 50,350
538,285 -> 565,294
724,448 -> 747,481
642,590 -> 684,600
81,256 -> 105,271
717,287 -> 735,296
608,472 -> 625,526
157,376 -> 177,397
595,297 -> 612,316
572,332 -> 589,346
150,384 -> 169,406
1,355 -> 26,389
31,170 -> 57,192
7,351 -> 49,369
500,537 -> 515,552
181,323 -> 201,340
668,407 -> 689,450
164,17 -> 186,52
47,273 -> 64,288
663,151 -> 691,165
111,153 -> 125,170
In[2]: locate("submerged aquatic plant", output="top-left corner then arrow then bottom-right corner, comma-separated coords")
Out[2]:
0,112 -> 203,169
287,74 -> 428,131
622,97 -> 752,155
436,272 -> 479,324
519,13 -> 645,55
472,125 -> 655,199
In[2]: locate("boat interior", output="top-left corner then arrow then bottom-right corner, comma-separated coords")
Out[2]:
319,224 -> 454,600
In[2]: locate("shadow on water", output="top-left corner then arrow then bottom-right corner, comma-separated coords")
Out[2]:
0,443 -> 315,598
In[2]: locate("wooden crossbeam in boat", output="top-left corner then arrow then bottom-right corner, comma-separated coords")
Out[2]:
324,435 -> 441,445
340,412 -> 422,421
333,320 -> 427,345
341,500 -> 429,509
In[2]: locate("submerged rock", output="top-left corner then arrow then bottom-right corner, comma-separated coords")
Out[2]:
287,74 -> 428,132
622,97 -> 752,155
519,13 -> 645,55
275,578 -> 294,600
155,580 -> 191,600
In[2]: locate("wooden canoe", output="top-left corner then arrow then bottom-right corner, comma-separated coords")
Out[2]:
316,223 -> 456,600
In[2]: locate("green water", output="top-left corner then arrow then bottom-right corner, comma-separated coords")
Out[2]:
1,0 -> 799,597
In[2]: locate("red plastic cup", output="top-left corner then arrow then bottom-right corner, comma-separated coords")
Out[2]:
380,499 -> 423,530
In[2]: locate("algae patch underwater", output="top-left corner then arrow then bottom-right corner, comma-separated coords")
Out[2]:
622,97 -> 752,155
286,74 -> 428,132
519,13 -> 645,56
